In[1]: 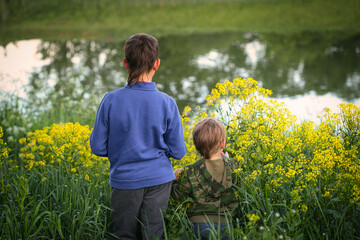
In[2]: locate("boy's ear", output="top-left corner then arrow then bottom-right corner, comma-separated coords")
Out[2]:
123,58 -> 128,70
153,58 -> 160,71
221,139 -> 226,149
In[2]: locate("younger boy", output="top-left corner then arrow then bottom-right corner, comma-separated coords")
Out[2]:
172,117 -> 239,239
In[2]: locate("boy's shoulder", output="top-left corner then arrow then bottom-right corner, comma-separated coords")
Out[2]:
104,85 -> 176,102
108,86 -> 127,95
226,157 -> 238,164
185,157 -> 238,170
187,158 -> 204,168
102,87 -> 124,98
157,90 -> 177,103
225,157 -> 240,168
181,158 -> 203,176
98,88 -> 123,106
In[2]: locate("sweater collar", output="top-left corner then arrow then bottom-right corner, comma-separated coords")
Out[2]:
125,82 -> 157,91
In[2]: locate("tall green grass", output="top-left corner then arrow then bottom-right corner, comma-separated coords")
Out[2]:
1,0 -> 359,45
0,163 -> 112,239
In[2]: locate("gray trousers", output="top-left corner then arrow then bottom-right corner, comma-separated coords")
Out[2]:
110,181 -> 172,240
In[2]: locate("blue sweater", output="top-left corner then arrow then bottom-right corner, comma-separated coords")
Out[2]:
90,82 -> 186,190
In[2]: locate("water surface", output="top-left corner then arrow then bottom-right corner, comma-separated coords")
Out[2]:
1,31 -> 359,123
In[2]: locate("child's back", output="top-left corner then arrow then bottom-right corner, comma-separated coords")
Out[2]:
92,84 -> 185,189
172,117 -> 239,239
90,33 -> 186,240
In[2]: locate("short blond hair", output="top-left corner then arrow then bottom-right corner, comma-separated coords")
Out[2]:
192,117 -> 225,159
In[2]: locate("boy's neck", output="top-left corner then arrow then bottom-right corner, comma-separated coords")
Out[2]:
208,150 -> 223,160
137,70 -> 155,82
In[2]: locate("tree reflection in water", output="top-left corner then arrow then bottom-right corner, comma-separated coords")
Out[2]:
26,31 -> 360,116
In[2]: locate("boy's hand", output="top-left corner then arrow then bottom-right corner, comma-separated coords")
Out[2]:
221,152 -> 229,158
174,168 -> 183,180
174,168 -> 183,175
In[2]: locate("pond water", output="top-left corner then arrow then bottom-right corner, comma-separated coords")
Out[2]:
1,31 -> 360,124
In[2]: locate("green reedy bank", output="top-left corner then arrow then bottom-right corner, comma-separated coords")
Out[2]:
1,0 -> 360,44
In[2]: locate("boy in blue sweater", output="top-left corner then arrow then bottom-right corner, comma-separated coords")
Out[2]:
90,33 -> 186,240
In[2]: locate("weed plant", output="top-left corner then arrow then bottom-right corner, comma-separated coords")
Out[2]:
1,78 -> 359,239
170,78 -> 360,239
0,92 -> 97,162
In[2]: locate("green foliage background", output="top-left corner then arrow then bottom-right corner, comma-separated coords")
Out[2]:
1,0 -> 360,239
1,0 -> 360,45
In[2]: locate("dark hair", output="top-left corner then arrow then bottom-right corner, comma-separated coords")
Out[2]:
124,33 -> 159,86
192,117 -> 225,159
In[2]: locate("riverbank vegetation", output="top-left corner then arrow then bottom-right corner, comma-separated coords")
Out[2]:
1,0 -> 359,45
1,0 -> 359,238
1,78 -> 359,239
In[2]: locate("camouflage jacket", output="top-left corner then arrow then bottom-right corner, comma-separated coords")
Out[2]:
171,156 -> 240,218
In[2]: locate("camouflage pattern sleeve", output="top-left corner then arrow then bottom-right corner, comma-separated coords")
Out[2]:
171,167 -> 192,202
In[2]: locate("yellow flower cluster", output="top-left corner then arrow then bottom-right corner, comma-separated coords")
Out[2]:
247,213 -> 260,222
0,126 -> 10,159
19,122 -> 108,179
206,78 -> 272,106
176,77 -> 360,211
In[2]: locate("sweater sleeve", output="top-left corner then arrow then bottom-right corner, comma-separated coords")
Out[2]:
90,94 -> 110,157
171,167 -> 192,202
164,100 -> 187,160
